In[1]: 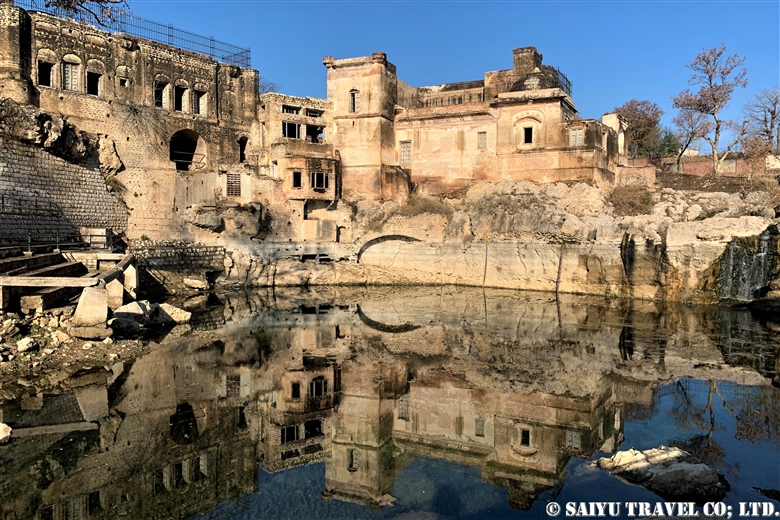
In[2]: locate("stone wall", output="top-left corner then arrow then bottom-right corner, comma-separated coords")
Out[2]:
129,240 -> 225,291
0,137 -> 127,244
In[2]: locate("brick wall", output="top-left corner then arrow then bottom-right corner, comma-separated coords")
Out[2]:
0,137 -> 127,245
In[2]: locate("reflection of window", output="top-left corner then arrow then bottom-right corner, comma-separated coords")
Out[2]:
523,127 -> 533,144
397,395 -> 410,421
475,418 -> 485,437
347,448 -> 358,472
477,131 -> 487,149
292,171 -> 302,188
226,375 -> 240,398
281,425 -> 299,444
62,62 -> 79,91
310,171 -> 329,191
226,173 -> 241,197
400,141 -> 411,166
310,378 -> 328,397
282,121 -> 301,139
520,428 -> 530,447
569,128 -> 584,147
38,61 -> 53,87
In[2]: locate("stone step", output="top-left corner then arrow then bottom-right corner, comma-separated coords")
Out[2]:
1,261 -> 89,311
0,252 -> 65,275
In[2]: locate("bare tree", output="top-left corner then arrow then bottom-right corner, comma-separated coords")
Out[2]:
672,44 -> 748,175
258,77 -> 280,95
673,109 -> 710,171
743,87 -> 780,152
44,0 -> 127,24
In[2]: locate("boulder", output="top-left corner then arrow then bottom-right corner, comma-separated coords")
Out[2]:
69,325 -> 112,340
107,317 -> 141,335
113,300 -> 154,324
593,446 -> 729,504
183,277 -> 210,291
157,303 -> 191,324
0,423 -> 10,444
16,337 -> 38,352
71,287 -> 109,327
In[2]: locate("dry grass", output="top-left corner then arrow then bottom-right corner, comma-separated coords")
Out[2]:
609,186 -> 654,216
397,194 -> 453,218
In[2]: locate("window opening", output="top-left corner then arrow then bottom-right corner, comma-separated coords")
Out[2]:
38,61 -> 53,87
397,395 -> 410,421
282,105 -> 300,114
226,173 -> 241,197
62,62 -> 79,91
347,448 -> 358,472
475,418 -> 485,437
282,121 -> 301,139
520,428 -> 530,447
304,418 -> 323,439
226,374 -> 240,397
305,125 -> 323,143
88,490 -> 102,514
310,171 -> 329,192
119,77 -> 128,87
154,81 -> 168,108
310,377 -> 328,397
477,131 -> 487,149
281,425 -> 299,444
292,171 -> 302,188
523,127 -> 533,144
193,90 -> 206,115
174,86 -> 187,112
349,89 -> 359,113
306,108 -> 323,118
237,136 -> 248,162
400,141 -> 412,166
291,382 -> 301,399
39,505 -> 54,520
199,454 -> 209,476
86,72 -> 101,96
570,128 -> 584,147
170,129 -> 205,171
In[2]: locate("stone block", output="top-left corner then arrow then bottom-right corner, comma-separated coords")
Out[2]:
72,287 -> 109,327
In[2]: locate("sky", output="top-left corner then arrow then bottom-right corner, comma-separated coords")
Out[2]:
127,0 -> 779,144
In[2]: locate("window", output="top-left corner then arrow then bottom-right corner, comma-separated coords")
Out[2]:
193,90 -> 206,115
282,105 -> 300,114
397,395 -> 410,421
523,127 -> 533,144
400,141 -> 412,166
86,72 -> 101,96
475,418 -> 485,437
306,125 -> 323,143
62,62 -> 79,91
37,61 -> 53,87
477,131 -> 487,149
347,448 -> 358,472
39,505 -> 54,520
304,418 -> 323,439
570,128 -> 584,148
119,77 -> 128,87
306,108 -> 323,118
310,377 -> 328,397
310,171 -> 329,191
226,173 -> 241,197
154,81 -> 169,108
174,86 -> 187,112
349,89 -> 359,113
520,428 -> 530,447
281,425 -> 299,444
199,454 -> 209,476
282,121 -> 301,139
226,374 -> 240,398
88,490 -> 102,514
292,171 -> 302,188
237,137 -> 248,163
291,382 -> 301,399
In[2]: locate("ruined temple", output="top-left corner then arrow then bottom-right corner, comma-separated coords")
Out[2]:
0,0 -> 627,247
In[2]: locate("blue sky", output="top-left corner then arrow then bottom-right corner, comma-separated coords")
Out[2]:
129,0 -> 778,139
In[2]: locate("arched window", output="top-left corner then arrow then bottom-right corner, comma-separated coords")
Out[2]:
170,129 -> 207,171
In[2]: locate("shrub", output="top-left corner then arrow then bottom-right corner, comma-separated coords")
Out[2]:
397,194 -> 453,218
609,186 -> 654,216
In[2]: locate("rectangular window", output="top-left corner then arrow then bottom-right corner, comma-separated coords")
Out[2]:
397,395 -> 410,421
39,505 -> 54,520
349,90 -> 359,113
87,490 -> 102,514
310,171 -> 329,191
520,428 -> 530,447
154,81 -> 168,108
281,425 -> 299,444
282,121 -> 301,139
226,173 -> 241,197
477,131 -> 487,149
292,171 -> 302,188
174,86 -> 187,112
62,62 -> 79,91
119,77 -> 128,88
523,127 -> 533,144
569,128 -> 584,147
193,90 -> 206,115
309,378 -> 328,397
291,382 -> 301,399
38,61 -> 53,87
400,141 -> 412,166
306,108 -> 323,118
86,72 -> 101,96
475,418 -> 485,437
282,105 -> 300,114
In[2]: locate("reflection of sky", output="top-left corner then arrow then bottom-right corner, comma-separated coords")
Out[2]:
197,379 -> 780,520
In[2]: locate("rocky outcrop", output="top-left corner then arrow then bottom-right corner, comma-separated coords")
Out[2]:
594,446 -> 730,504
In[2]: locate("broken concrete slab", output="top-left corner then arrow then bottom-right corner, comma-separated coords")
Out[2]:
113,300 -> 154,324
69,325 -> 112,340
71,287 -> 109,327
157,303 -> 191,324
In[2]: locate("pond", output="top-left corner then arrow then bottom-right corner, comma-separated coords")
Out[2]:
1,287 -> 778,520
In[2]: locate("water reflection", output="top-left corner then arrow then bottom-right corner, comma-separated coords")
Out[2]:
0,287 -> 778,519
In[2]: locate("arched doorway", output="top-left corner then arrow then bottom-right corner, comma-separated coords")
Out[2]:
170,129 -> 206,171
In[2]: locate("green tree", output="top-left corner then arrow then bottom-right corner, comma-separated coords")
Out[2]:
672,44 -> 748,175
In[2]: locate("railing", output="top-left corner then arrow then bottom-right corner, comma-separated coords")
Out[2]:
14,0 -> 251,68
170,151 -> 206,169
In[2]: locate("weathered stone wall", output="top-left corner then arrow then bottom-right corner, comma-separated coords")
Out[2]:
130,240 -> 225,291
0,137 -> 127,244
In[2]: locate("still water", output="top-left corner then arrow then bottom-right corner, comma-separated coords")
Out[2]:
1,287 -> 778,519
